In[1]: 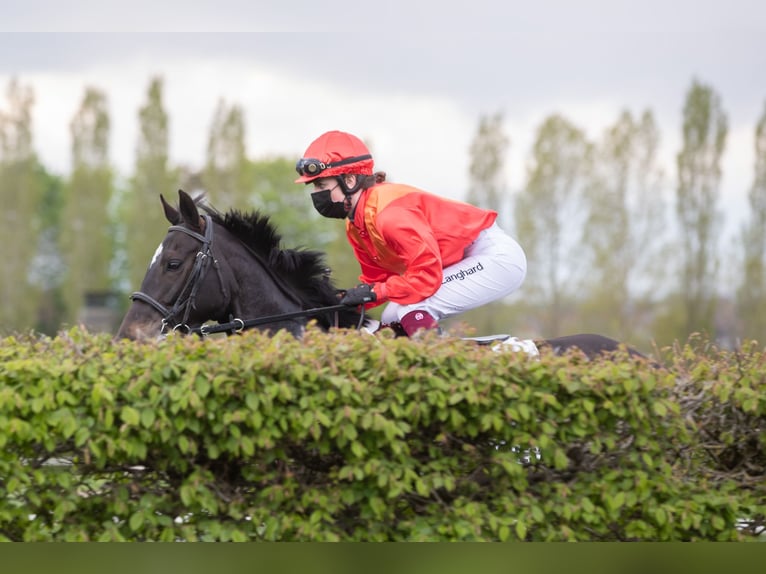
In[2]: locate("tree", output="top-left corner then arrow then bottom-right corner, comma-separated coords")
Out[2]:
122,76 -> 177,292
579,110 -> 666,342
202,98 -> 251,209
673,79 -> 727,340
467,112 -> 510,226
29,167 -> 67,335
59,87 -> 115,326
737,101 -> 766,341
252,156 -> 338,251
447,112 -> 515,335
514,114 -> 592,336
0,78 -> 44,333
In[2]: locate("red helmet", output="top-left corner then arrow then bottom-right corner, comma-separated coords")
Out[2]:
295,130 -> 374,183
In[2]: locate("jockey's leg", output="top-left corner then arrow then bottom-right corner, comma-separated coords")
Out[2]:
380,223 -> 526,336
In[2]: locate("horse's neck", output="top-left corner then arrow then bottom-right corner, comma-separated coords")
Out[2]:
219,230 -> 304,318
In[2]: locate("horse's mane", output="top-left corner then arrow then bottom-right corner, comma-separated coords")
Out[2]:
199,203 -> 361,328
202,204 -> 288,263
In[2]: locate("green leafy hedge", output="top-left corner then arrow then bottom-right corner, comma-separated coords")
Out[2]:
0,327 -> 763,541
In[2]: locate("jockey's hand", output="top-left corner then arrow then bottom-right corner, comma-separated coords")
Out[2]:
339,283 -> 376,306
335,288 -> 347,301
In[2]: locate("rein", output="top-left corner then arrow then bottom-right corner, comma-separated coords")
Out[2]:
131,215 -> 365,336
189,304 -> 365,336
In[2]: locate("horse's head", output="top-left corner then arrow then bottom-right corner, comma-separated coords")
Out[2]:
116,190 -> 232,340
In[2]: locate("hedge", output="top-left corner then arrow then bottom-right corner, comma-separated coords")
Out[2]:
0,327 -> 763,541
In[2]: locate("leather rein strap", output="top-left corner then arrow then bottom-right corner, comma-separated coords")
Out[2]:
189,303 -> 359,336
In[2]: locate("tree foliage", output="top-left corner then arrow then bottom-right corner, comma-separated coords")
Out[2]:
0,78 -> 44,333
59,87 -> 114,325
250,156 -> 336,252
203,98 -> 251,209
122,77 -> 177,293
29,168 -> 66,335
579,110 -> 666,342
737,101 -> 766,341
674,79 -> 727,339
467,112 -> 509,227
514,114 -> 592,335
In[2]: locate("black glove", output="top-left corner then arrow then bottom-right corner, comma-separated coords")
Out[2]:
339,283 -> 377,306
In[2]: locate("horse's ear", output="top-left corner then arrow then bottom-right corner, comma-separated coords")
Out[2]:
178,189 -> 202,230
161,194 -> 180,224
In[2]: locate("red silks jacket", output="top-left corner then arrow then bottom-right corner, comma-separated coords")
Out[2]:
345,182 -> 497,306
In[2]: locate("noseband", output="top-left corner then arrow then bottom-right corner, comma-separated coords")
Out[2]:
130,215 -> 221,334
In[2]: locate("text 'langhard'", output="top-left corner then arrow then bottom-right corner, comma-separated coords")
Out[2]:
442,262 -> 484,284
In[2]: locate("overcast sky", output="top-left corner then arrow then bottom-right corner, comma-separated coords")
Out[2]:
2,1 -> 765,243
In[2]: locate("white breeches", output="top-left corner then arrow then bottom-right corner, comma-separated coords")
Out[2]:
380,223 -> 527,324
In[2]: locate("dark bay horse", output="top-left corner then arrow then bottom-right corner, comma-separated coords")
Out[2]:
117,190 -> 647,361
116,189 -> 364,340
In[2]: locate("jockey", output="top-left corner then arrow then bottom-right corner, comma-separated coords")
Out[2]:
295,130 -> 527,337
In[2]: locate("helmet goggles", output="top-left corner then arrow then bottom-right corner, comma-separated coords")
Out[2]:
295,154 -> 372,178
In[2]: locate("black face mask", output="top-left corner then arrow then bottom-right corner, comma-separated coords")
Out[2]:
311,188 -> 349,219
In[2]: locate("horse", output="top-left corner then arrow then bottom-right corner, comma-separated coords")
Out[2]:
116,189 -> 365,340
117,190 -> 648,361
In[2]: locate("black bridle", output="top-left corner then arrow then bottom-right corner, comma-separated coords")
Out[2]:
130,215 -> 222,335
130,215 -> 365,336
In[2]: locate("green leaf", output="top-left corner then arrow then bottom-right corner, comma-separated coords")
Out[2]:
351,441 -> 366,458
553,449 -> 568,470
742,398 -> 757,412
241,436 -> 255,456
196,378 -> 211,398
369,497 -> 386,517
121,406 -> 140,426
316,411 -> 331,427
342,424 -> 358,441
140,409 -> 156,428
415,479 -> 429,497
515,521 -> 527,540
245,392 -> 259,410
129,511 -> 144,532
448,392 -> 464,405
180,485 -> 193,506
518,404 -> 531,421
74,426 -> 90,447
711,515 -> 725,530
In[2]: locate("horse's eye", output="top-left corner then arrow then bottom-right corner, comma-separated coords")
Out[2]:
166,259 -> 182,271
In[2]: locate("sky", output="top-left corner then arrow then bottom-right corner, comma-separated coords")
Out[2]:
1,1 -> 765,245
